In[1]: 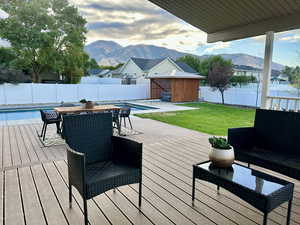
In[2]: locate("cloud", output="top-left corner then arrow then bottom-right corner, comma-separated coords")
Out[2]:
203,42 -> 231,53
252,29 -> 300,43
69,0 -> 206,53
279,35 -> 300,42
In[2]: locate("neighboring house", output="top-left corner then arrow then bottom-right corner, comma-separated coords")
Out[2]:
233,65 -> 262,81
88,69 -> 112,78
271,73 -> 289,84
118,57 -> 198,84
233,65 -> 281,83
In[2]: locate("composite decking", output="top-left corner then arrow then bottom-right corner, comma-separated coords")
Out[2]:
0,117 -> 299,225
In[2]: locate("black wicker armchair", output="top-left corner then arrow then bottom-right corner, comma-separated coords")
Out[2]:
39,110 -> 61,141
63,113 -> 143,225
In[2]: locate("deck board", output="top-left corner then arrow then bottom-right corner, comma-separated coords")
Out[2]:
0,120 -> 299,225
30,164 -> 68,225
0,172 -> 3,225
143,145 -> 293,225
54,160 -> 112,225
5,169 -> 25,225
18,166 -> 47,225
13,126 -> 30,165
42,162 -> 87,225
9,126 -> 21,166
2,126 -> 12,168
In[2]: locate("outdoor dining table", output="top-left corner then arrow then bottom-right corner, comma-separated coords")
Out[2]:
53,105 -> 121,114
54,105 -> 122,136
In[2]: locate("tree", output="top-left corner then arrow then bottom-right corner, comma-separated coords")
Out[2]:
290,66 -> 300,97
177,55 -> 201,73
207,61 -> 233,104
0,47 -> 16,69
0,0 -> 87,83
199,55 -> 233,76
99,63 -> 124,71
230,75 -> 257,87
282,66 -> 294,82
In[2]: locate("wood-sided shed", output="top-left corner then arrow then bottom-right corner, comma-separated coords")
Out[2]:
148,70 -> 204,102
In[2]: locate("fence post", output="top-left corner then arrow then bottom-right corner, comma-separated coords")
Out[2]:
31,83 -> 34,104
55,83 -> 58,103
3,83 -> 7,105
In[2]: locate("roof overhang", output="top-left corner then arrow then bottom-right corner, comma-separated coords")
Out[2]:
148,70 -> 205,79
148,0 -> 300,42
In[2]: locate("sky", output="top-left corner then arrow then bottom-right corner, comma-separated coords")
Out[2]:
1,0 -> 300,67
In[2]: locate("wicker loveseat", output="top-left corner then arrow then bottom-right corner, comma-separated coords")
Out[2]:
228,108 -> 300,180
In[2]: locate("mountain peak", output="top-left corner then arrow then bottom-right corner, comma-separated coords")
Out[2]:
84,40 -> 285,70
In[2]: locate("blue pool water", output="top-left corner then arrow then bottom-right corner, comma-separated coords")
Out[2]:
0,103 -> 157,121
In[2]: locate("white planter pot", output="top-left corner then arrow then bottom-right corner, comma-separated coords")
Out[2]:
209,147 -> 235,168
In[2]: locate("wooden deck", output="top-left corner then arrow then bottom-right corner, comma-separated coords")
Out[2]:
0,118 -> 300,225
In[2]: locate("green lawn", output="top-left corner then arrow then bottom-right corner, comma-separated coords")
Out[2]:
136,103 -> 255,136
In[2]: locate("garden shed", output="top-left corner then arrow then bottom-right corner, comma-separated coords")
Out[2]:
148,70 -> 204,102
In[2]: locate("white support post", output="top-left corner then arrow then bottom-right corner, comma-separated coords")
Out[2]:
260,31 -> 274,109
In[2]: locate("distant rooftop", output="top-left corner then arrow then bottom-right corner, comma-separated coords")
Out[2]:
131,57 -> 197,73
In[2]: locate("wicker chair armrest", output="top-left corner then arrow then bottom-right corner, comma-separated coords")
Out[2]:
112,136 -> 143,168
228,127 -> 255,150
66,144 -> 86,195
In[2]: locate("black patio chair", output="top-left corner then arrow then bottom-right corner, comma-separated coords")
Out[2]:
112,109 -> 121,134
120,107 -> 133,129
63,113 -> 143,225
39,110 -> 61,141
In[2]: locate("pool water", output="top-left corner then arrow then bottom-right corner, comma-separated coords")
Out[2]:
0,103 -> 157,121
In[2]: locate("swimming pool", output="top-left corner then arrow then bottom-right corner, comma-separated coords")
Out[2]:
0,103 -> 157,121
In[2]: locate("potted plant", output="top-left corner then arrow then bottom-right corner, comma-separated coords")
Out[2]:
208,136 -> 234,168
80,99 -> 94,109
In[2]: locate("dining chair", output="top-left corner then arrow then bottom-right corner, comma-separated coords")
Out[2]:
63,113 -> 143,225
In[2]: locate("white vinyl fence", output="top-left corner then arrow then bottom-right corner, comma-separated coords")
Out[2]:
200,84 -> 300,107
0,83 -> 150,105
80,77 -> 122,84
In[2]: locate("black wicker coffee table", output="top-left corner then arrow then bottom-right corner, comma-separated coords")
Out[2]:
192,161 -> 294,225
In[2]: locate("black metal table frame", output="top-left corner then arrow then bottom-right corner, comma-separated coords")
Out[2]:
192,161 -> 294,225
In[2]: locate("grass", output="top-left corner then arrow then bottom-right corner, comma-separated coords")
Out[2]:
136,103 -> 255,136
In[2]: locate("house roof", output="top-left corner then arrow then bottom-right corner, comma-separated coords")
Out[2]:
131,57 -> 197,73
175,61 -> 197,73
88,69 -> 103,75
148,0 -> 300,42
233,65 -> 261,72
131,58 -> 165,71
148,70 -> 204,79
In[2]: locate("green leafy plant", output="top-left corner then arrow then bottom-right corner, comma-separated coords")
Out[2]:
209,136 -> 231,150
80,99 -> 87,104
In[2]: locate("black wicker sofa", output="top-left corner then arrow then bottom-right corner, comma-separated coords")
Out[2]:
228,109 -> 300,180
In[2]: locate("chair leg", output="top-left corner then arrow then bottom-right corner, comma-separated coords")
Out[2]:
69,184 -> 72,208
123,117 -> 126,127
40,123 -> 45,137
128,117 -> 133,129
83,199 -> 88,225
117,119 -> 121,135
43,124 -> 48,141
56,122 -> 61,134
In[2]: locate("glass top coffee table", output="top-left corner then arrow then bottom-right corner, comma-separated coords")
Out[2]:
192,161 -> 294,225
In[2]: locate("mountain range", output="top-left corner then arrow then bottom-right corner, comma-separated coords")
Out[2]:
84,40 -> 285,71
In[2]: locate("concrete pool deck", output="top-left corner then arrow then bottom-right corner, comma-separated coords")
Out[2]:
0,100 -> 197,126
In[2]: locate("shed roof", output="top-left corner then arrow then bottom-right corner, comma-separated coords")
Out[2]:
148,0 -> 300,42
148,70 -> 204,79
